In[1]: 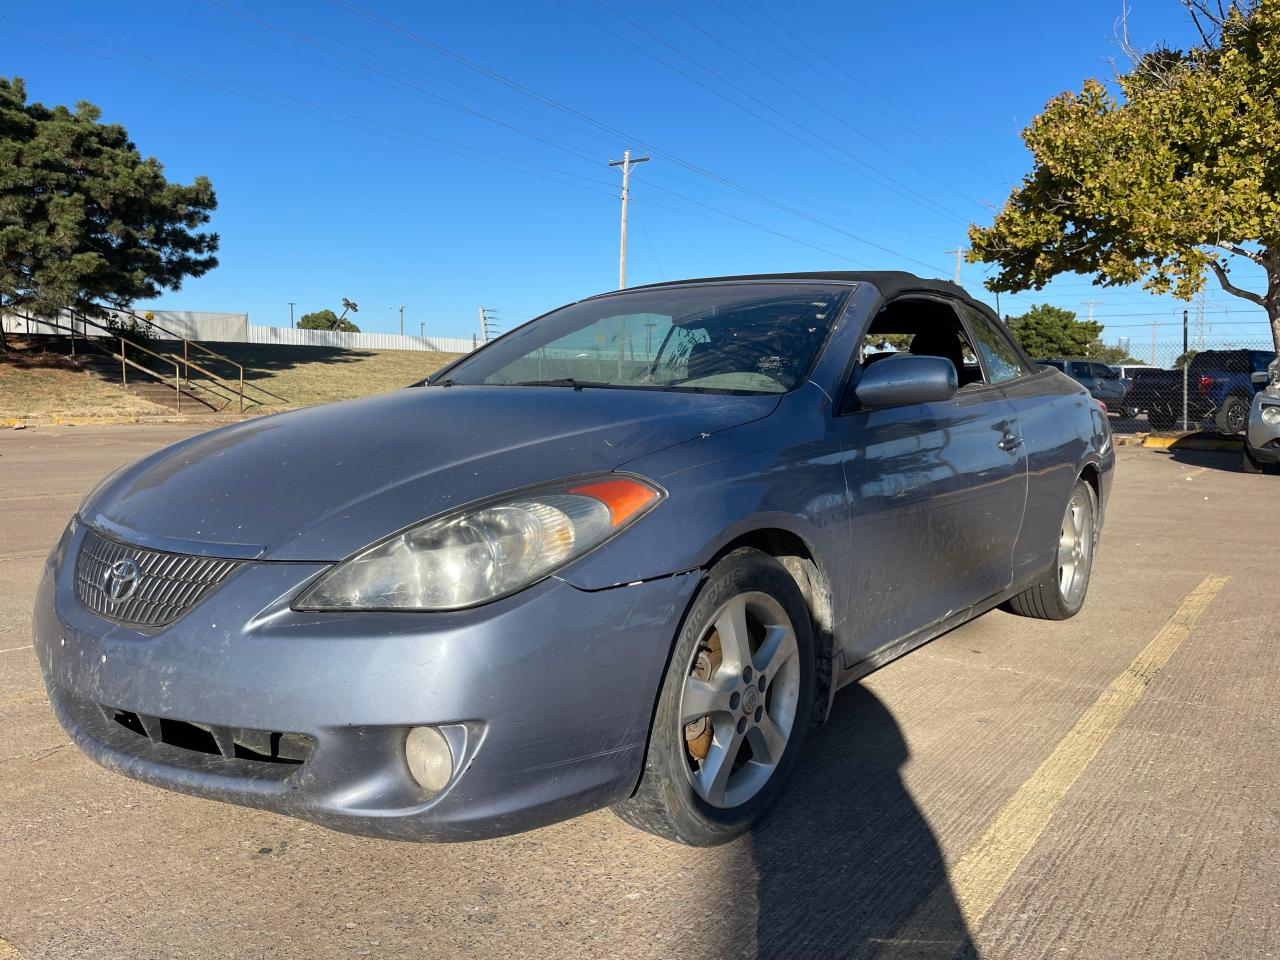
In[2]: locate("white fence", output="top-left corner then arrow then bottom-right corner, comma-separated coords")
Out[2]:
2,311 -> 476,355
149,311 -> 248,342
247,325 -> 474,353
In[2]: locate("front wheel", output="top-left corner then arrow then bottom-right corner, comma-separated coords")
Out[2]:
613,548 -> 814,845
1003,479 -> 1098,621
1243,444 -> 1266,474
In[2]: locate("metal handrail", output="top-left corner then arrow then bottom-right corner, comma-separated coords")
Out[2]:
116,338 -> 183,413
63,309 -> 246,411
14,307 -> 290,411
113,308 -> 248,412
112,308 -> 294,409
12,312 -> 185,411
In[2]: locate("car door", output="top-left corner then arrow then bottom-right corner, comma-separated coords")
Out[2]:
834,300 -> 1028,668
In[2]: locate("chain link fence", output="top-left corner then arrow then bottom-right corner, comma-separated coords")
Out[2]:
1042,337 -> 1277,435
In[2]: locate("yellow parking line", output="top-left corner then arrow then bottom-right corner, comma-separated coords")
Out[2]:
879,575 -> 1229,955
0,936 -> 25,959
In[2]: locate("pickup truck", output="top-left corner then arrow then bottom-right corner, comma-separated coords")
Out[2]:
1036,359 -> 1130,412
1127,349 -> 1277,432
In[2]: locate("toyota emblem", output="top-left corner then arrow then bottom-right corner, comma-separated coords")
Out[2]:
102,558 -> 141,604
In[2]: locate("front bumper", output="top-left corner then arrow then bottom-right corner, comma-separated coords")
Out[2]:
1247,393 -> 1280,463
34,521 -> 700,841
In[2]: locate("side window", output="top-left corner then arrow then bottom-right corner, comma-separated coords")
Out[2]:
1091,363 -> 1117,380
961,306 -> 1032,384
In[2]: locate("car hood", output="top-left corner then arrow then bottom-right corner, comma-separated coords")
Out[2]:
81,385 -> 780,561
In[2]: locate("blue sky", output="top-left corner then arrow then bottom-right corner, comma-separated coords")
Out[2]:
3,0 -> 1272,350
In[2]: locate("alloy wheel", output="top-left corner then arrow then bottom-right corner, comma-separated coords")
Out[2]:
1058,486 -> 1094,606
678,591 -> 800,809
1228,401 -> 1247,433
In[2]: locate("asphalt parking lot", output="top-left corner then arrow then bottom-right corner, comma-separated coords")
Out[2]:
1,425 -> 1277,960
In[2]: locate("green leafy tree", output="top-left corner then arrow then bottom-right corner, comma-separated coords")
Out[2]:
1007,304 -> 1103,358
299,309 -> 359,333
0,77 -> 218,345
968,2 -> 1280,355
1090,343 -> 1140,364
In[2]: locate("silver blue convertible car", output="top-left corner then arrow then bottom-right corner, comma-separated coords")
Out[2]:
34,272 -> 1113,846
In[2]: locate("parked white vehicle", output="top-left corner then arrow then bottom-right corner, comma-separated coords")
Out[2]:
1244,360 -> 1280,474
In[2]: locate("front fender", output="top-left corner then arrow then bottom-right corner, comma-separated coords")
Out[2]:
555,390 -> 849,593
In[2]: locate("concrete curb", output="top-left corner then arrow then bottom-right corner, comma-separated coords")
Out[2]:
1140,433 -> 1243,451
1111,432 -> 1244,451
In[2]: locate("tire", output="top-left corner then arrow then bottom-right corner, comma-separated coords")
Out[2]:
1243,444 -> 1266,474
614,548 -> 815,846
1003,479 -> 1098,621
1216,395 -> 1249,435
1147,404 -> 1176,431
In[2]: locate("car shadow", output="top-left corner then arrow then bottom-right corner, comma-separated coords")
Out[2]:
1164,445 -> 1256,473
745,684 -> 974,960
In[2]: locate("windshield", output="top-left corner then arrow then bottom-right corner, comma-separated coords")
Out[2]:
438,282 -> 852,395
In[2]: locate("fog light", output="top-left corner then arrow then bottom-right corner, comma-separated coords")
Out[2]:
1262,405 -> 1280,426
405,726 -> 453,793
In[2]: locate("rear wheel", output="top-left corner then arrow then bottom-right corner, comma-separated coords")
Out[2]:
1216,395 -> 1249,434
1003,479 -> 1098,621
1147,404 -> 1176,431
614,548 -> 814,845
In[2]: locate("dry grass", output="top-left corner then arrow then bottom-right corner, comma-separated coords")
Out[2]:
187,342 -> 461,410
0,349 -> 171,419
0,339 -> 463,420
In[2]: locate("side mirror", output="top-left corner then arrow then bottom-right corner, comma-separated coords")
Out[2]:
854,354 -> 958,409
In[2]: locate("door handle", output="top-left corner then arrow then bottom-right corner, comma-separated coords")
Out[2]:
998,432 -> 1024,451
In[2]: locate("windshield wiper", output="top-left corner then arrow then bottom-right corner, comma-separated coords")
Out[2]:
513,378 -> 611,390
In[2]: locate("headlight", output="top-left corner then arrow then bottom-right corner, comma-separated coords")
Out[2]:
1262,404 -> 1280,426
295,475 -> 664,611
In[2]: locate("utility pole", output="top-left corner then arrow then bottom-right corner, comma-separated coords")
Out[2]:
1082,299 -> 1102,324
1182,308 -> 1191,432
288,301 -> 296,328
398,304 -> 406,337
944,245 -> 965,285
609,149 -> 649,289
1194,288 -> 1206,350
419,320 -> 425,340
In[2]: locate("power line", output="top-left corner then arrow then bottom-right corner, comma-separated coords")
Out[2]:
631,204 -> 667,281
316,0 -> 948,272
204,1 -> 611,169
723,0 -> 965,158
576,0 -> 969,224
3,26 -> 623,200
16,9 -> 956,278
650,0 -> 988,213
7,21 -> 900,272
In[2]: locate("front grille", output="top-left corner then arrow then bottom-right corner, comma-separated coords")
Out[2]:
102,705 -> 314,766
74,527 -> 242,627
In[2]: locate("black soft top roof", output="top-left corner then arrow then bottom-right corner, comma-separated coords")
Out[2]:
622,270 -> 974,304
